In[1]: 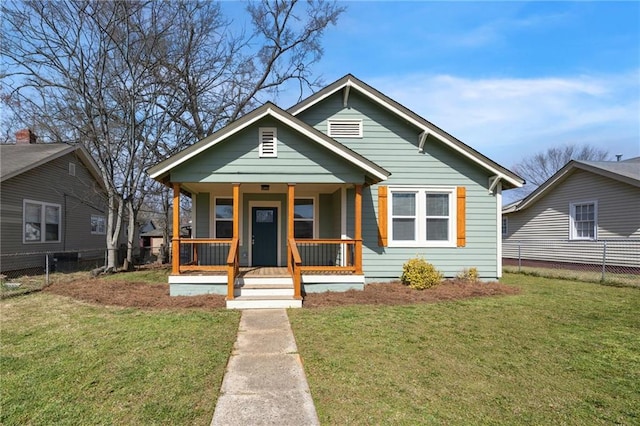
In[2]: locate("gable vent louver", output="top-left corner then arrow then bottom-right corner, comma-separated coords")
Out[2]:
259,127 -> 277,158
328,120 -> 363,138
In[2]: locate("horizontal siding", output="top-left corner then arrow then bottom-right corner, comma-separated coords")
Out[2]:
299,91 -> 502,280
1,152 -> 107,271
505,169 -> 640,241
503,169 -> 639,267
195,193 -> 210,238
171,117 -> 365,184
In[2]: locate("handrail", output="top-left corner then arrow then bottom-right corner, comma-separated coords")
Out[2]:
180,238 -> 233,244
295,238 -> 355,244
226,238 -> 239,300
288,238 -> 302,300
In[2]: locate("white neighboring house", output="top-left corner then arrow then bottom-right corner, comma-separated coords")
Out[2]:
502,157 -> 640,269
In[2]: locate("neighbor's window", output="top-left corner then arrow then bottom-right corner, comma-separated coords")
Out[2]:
23,200 -> 61,243
294,198 -> 315,239
570,201 -> 597,240
215,198 -> 233,238
502,217 -> 508,237
91,215 -> 106,235
388,187 -> 455,247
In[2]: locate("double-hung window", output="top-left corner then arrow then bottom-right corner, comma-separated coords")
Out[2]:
23,200 -> 61,243
214,198 -> 234,238
91,215 -> 106,235
389,187 -> 456,247
570,201 -> 597,240
294,198 -> 315,239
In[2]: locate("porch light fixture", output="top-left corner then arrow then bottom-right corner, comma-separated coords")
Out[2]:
261,185 -> 270,191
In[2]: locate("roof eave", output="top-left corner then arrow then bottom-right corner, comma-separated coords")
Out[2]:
289,74 -> 524,189
147,102 -> 391,183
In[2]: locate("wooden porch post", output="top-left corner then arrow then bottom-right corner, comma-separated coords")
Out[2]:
171,183 -> 181,275
232,183 -> 240,239
287,184 -> 295,270
354,184 -> 363,274
228,183 -> 240,300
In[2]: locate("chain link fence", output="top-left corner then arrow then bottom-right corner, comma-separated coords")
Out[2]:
1,246 -> 169,298
503,239 -> 640,287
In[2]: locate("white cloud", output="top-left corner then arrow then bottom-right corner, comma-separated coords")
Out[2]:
369,71 -> 640,166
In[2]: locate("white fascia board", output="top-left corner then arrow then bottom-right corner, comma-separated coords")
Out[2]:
149,109 -> 272,179
516,165 -> 573,211
289,80 -> 351,116
150,105 -> 388,182
294,78 -> 520,188
269,108 -> 388,181
347,80 -> 522,188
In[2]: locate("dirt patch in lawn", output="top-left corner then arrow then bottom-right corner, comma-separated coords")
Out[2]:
302,280 -> 519,308
44,277 -> 518,310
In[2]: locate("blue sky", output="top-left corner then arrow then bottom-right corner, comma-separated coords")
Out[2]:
228,1 -> 640,170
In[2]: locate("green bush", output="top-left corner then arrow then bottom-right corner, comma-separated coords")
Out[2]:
400,257 -> 443,290
456,267 -> 479,283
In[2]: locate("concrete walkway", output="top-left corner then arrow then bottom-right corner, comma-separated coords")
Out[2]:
211,309 -> 320,426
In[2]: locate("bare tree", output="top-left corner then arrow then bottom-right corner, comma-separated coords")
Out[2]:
511,143 -> 611,199
2,0 -> 344,270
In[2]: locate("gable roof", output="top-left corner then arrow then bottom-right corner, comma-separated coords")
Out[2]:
0,143 -> 105,189
147,102 -> 391,183
504,157 -> 640,213
288,74 -> 524,190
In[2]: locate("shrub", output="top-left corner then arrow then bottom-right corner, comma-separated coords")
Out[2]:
400,257 -> 443,290
456,267 -> 480,283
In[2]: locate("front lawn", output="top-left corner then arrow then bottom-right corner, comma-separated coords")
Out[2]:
289,274 -> 640,424
1,293 -> 239,425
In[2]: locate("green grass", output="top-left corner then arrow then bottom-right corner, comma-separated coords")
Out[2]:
289,273 -> 640,425
504,265 -> 640,288
1,293 -> 239,425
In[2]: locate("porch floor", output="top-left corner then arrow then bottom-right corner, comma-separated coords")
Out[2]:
177,266 -> 356,276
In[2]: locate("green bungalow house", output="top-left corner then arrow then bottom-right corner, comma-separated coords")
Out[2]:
148,74 -> 524,309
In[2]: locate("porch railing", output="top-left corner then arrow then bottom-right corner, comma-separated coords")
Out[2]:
174,238 -> 233,273
294,239 -> 360,273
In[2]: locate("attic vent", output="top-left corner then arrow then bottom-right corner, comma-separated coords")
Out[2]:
68,162 -> 76,176
259,127 -> 277,158
328,119 -> 362,138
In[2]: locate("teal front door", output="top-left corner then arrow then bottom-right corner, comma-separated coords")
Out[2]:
252,207 -> 278,266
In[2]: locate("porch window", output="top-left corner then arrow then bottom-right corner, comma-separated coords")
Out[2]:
294,198 -> 314,239
570,201 -> 597,240
388,187 -> 456,247
215,198 -> 234,238
23,200 -> 61,243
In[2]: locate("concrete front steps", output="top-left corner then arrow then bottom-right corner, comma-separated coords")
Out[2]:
226,276 -> 303,309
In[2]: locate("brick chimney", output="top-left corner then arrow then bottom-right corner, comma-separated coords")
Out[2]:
15,128 -> 37,145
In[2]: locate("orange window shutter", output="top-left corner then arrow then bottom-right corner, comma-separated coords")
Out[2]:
457,186 -> 466,247
378,186 -> 388,247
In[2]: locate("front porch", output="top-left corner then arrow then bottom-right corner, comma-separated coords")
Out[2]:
169,183 -> 365,309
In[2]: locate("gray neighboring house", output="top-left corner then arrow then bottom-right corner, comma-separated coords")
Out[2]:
502,157 -> 640,268
0,129 -> 108,273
